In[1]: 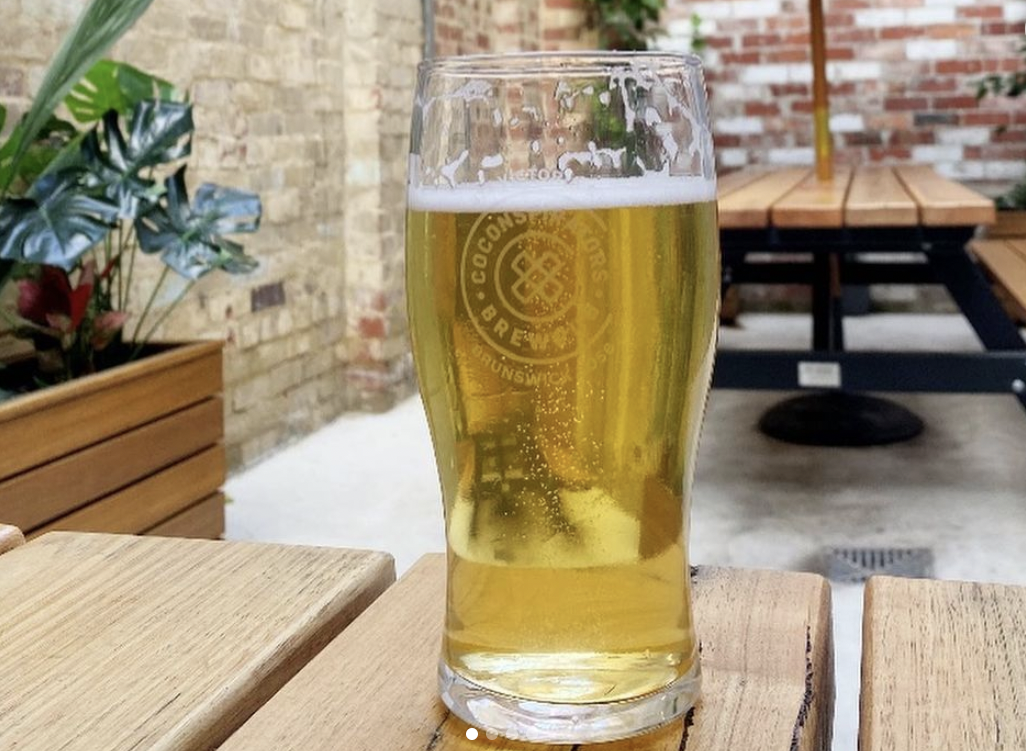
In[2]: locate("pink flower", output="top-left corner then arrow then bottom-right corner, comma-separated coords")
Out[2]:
91,311 -> 129,351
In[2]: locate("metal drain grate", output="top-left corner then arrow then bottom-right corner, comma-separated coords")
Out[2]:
824,547 -> 933,583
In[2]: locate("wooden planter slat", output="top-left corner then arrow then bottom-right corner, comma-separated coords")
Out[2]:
1,397 -> 223,532
146,493 -> 227,538
0,341 -> 223,481
28,443 -> 225,539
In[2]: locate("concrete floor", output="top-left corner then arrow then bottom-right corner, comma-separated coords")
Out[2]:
226,313 -> 1026,751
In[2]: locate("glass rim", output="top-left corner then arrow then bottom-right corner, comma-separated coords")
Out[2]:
418,50 -> 704,77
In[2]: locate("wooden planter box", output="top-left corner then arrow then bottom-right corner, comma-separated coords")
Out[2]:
0,341 -> 226,540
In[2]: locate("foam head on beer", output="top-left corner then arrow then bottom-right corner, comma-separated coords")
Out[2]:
409,172 -> 716,213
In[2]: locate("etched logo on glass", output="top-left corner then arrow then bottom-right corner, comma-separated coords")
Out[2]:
511,249 -> 564,306
460,210 -> 611,366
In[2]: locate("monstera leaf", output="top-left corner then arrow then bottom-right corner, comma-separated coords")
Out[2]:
66,60 -> 179,123
83,100 -> 193,218
0,171 -> 118,270
135,167 -> 259,280
0,0 -> 156,196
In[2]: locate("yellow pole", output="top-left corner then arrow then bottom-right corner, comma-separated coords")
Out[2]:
809,0 -> 832,181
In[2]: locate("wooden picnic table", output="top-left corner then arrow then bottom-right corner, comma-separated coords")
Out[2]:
714,165 -> 1026,415
3,526 -> 1025,750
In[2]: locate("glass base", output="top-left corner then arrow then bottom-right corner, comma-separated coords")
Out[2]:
438,660 -> 701,744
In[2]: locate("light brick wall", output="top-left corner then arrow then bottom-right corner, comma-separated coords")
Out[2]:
340,1 -> 422,413
434,0 -> 495,55
432,0 -> 587,56
1,0 -> 423,469
658,0 -> 1026,190
539,0 -> 596,49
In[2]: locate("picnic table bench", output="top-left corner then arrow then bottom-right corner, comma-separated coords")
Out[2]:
971,235 -> 1026,326
2,525 -> 1025,749
714,165 -> 1026,415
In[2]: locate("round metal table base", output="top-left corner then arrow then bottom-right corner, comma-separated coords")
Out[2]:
758,391 -> 924,447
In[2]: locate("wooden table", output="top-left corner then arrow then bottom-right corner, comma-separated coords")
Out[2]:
0,529 -> 394,750
715,165 -> 1026,413
861,576 -> 1026,750
5,527 -> 1024,750
220,554 -> 835,751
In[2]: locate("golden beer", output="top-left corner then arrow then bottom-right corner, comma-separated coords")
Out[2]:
407,178 -> 719,710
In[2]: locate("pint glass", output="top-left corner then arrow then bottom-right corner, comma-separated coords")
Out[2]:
406,52 -> 719,743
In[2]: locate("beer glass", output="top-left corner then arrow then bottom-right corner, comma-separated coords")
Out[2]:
406,52 -> 719,743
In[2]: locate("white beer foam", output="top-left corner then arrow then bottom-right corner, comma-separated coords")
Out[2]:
408,174 -> 716,212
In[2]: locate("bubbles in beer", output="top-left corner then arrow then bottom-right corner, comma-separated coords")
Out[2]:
407,175 -> 719,705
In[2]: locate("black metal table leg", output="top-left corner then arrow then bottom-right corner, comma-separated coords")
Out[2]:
717,223 -> 1026,439
926,251 -> 1026,352
812,252 -> 832,350
761,249 -> 923,446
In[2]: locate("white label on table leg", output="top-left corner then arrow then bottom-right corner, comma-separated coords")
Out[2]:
798,361 -> 842,388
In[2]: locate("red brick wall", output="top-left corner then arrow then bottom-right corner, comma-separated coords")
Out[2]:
428,0 -> 1025,191
658,0 -> 1026,189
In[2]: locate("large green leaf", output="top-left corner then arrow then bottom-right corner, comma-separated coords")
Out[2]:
0,0 -> 156,196
66,59 -> 179,123
83,100 -> 193,218
0,116 -> 82,199
0,171 -> 118,270
135,167 -> 260,280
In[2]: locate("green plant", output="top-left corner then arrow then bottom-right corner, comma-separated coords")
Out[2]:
585,0 -> 666,51
0,0 -> 259,387
975,35 -> 1026,210
0,0 -> 158,199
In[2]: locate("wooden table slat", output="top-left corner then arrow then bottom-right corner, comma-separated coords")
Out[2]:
860,575 -> 1026,751
717,169 -> 772,199
717,168 -> 811,229
0,533 -> 395,751
771,166 -> 854,229
0,524 -> 24,555
894,165 -> 996,227
221,554 -> 834,751
844,166 -> 919,227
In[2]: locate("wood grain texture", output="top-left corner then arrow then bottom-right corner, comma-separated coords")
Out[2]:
1,398 -> 223,533
717,169 -> 770,199
971,239 -> 1026,313
894,165 -> 996,227
0,341 -> 222,481
717,168 -> 810,229
28,445 -> 225,538
0,524 -> 24,555
0,532 -> 396,751
772,166 -> 853,228
860,575 -> 1026,751
845,166 -> 919,227
221,555 -> 834,751
145,493 -> 226,539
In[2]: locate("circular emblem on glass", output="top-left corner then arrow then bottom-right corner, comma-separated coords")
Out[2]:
460,210 -> 611,365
